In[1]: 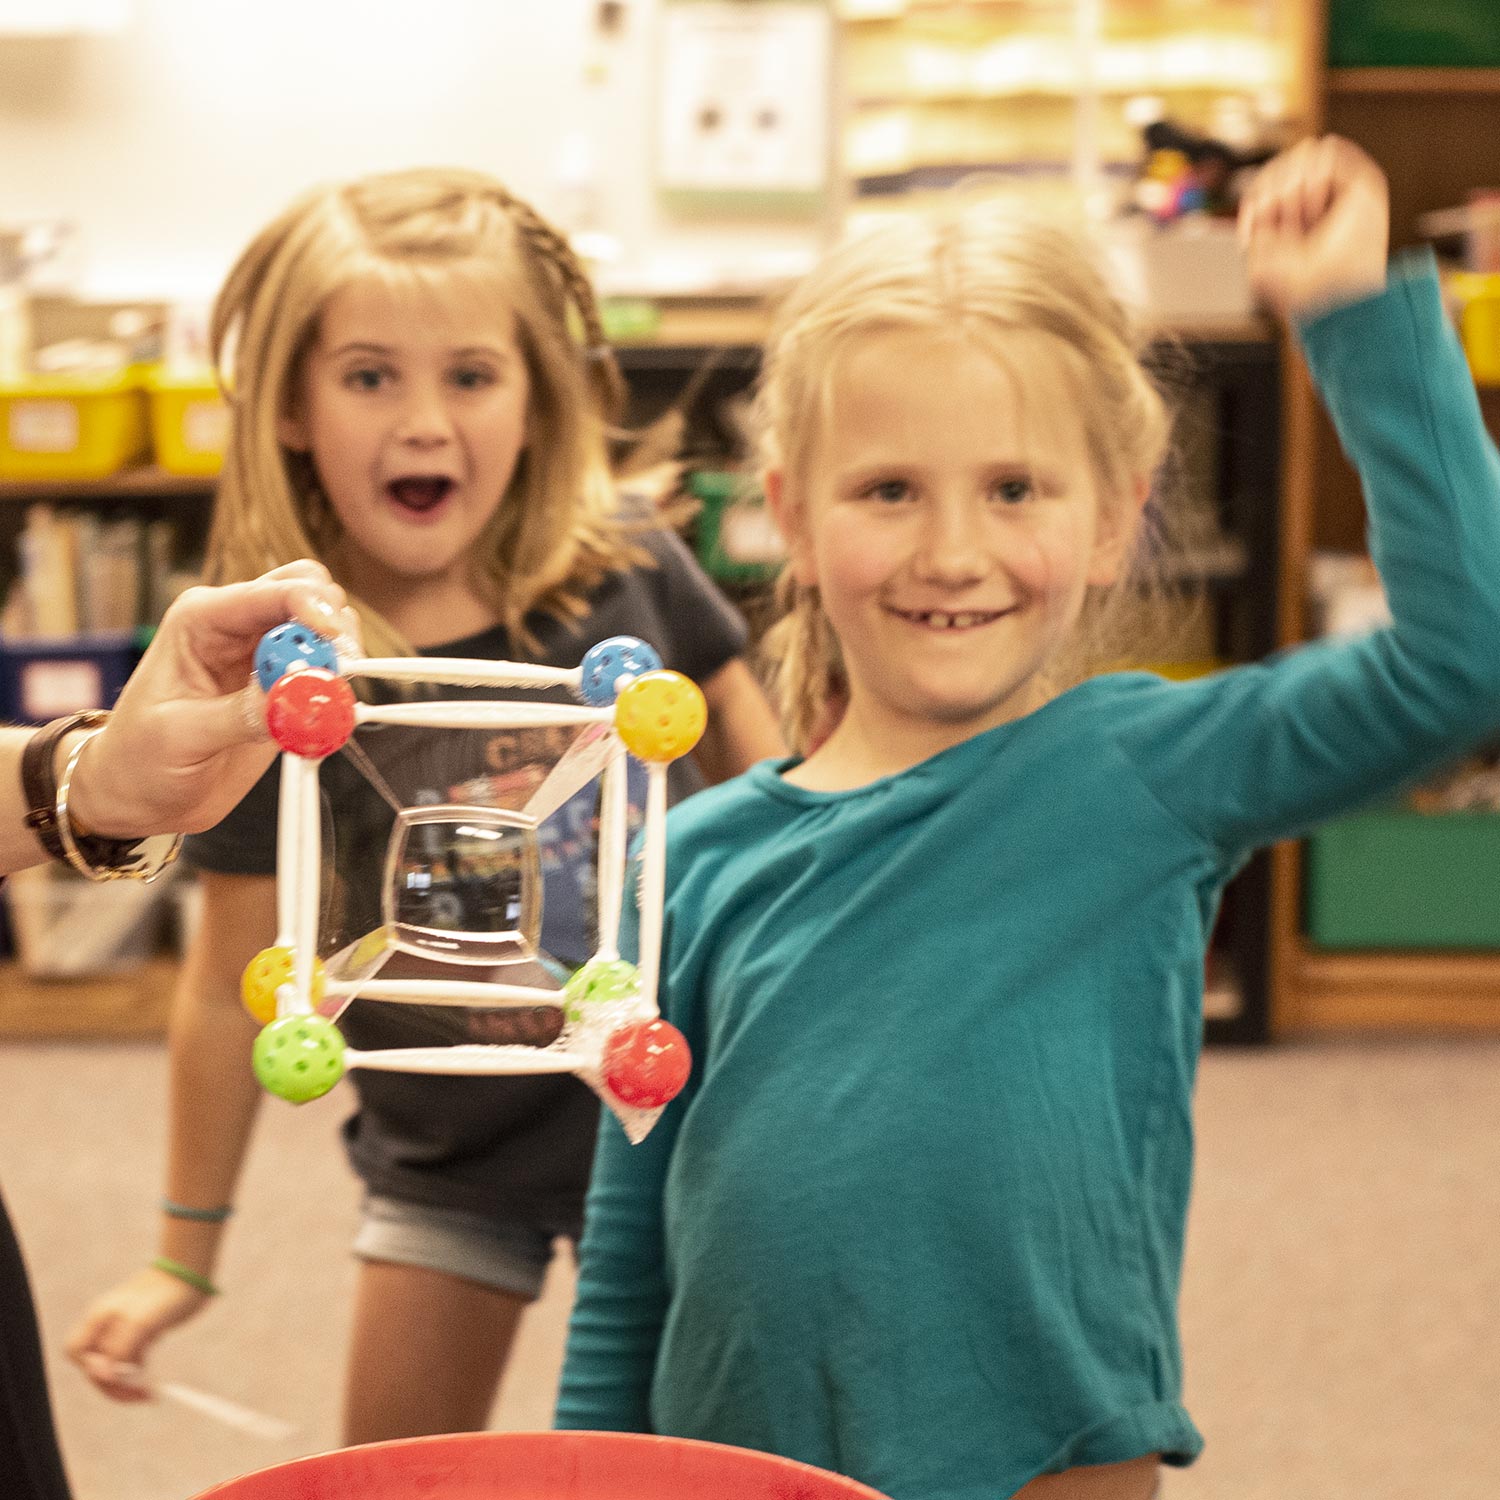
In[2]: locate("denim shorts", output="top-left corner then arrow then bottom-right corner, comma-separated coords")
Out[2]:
352,1194 -> 575,1301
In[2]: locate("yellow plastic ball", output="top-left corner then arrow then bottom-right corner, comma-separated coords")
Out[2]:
614,670 -> 707,763
241,946 -> 327,1025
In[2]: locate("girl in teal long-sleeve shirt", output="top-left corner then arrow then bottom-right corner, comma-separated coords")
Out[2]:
557,140 -> 1500,1500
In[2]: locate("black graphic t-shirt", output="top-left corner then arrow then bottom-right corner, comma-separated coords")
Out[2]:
187,529 -> 748,1227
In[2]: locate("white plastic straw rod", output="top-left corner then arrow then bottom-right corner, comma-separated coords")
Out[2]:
94,1363 -> 297,1442
274,753 -> 305,945
595,747 -> 628,959
345,658 -> 581,689
292,757 -> 321,1006
158,1382 -> 298,1442
636,762 -> 669,1011
344,1045 -> 592,1076
354,702 -> 614,729
324,980 -> 566,1007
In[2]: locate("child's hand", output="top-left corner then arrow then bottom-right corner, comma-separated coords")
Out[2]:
66,1264 -> 212,1402
1238,135 -> 1390,320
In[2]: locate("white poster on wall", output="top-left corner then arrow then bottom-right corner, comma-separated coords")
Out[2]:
656,0 -> 831,202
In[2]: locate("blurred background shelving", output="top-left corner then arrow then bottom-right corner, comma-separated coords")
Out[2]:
1272,0 -> 1500,1036
6,0 -> 1500,1041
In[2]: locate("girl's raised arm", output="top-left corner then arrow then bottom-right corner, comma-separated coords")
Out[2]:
1115,136 -> 1500,856
1238,135 -> 1389,320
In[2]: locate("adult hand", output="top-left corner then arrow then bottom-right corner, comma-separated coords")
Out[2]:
67,560 -> 359,840
1239,135 -> 1390,321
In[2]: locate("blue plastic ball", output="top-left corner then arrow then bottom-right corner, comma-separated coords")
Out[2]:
577,636 -> 663,706
255,623 -> 339,691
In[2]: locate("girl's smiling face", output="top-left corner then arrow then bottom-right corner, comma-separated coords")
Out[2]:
280,274 -> 530,624
770,327 -> 1137,767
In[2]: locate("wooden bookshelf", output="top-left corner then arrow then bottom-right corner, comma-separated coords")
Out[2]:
0,954 -> 176,1038
0,466 -> 215,504
1269,6 -> 1500,1036
1328,68 -> 1500,94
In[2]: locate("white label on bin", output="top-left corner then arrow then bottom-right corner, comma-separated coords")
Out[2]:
21,660 -> 103,722
9,400 -> 79,454
722,504 -> 785,565
183,397 -> 229,454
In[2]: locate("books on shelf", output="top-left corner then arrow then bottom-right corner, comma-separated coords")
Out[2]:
2,503 -> 187,641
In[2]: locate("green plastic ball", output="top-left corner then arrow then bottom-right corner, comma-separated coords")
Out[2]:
252,1015 -> 346,1104
563,958 -> 641,1024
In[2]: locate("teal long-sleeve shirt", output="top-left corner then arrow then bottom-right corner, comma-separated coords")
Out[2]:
557,257 -> 1500,1500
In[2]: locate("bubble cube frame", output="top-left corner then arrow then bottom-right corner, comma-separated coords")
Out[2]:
244,624 -> 701,1142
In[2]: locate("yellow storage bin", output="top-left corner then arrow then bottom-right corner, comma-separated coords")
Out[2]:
146,368 -> 229,476
1449,271 -> 1500,387
0,368 -> 150,481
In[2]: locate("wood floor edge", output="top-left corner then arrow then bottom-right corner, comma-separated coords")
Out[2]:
0,956 -> 176,1039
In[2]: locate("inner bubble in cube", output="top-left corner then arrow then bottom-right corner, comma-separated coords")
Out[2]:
382,805 -> 542,965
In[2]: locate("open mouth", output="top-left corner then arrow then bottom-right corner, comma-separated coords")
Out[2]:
888,607 -> 1007,631
387,477 -> 455,515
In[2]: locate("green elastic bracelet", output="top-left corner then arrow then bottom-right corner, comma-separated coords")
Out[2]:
162,1199 -> 233,1224
151,1256 -> 220,1297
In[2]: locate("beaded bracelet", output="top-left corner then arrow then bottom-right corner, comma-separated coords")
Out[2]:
151,1256 -> 220,1297
161,1199 -> 233,1224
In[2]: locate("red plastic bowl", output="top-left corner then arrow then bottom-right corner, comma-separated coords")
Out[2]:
189,1430 -> 891,1500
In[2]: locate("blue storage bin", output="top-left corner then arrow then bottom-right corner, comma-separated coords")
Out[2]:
0,632 -> 140,725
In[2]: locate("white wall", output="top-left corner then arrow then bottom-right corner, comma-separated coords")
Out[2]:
0,0 -> 823,302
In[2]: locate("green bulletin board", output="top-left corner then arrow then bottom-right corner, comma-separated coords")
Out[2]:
1328,0 -> 1500,68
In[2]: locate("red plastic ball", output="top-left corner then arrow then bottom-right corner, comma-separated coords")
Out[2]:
601,1019 -> 691,1109
266,668 -> 356,758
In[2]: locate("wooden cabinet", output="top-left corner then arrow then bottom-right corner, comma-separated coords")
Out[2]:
1269,6 -> 1500,1034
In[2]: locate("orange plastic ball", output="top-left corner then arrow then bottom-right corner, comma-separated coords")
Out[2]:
241,945 -> 327,1025
613,670 -> 707,763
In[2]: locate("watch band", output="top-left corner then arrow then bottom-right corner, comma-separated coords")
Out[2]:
21,712 -> 150,874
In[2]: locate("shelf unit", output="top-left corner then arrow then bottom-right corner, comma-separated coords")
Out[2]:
0,324 -> 1284,1040
1270,6 -> 1500,1035
835,0 -> 1317,215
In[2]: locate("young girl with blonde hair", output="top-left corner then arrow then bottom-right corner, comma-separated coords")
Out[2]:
556,138 -> 1500,1498
69,166 -> 780,1443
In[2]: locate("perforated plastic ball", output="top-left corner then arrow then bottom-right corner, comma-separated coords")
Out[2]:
563,958 -> 641,1024
601,1018 -> 691,1109
252,1015 -> 346,1104
254,623 -> 339,691
578,636 -> 664,706
614,670 -> 707,763
241,945 -> 327,1026
266,667 -> 356,758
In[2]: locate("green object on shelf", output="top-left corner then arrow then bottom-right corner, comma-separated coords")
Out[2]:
1304,807 -> 1500,949
688,469 -> 784,584
599,298 -> 661,343
1328,0 -> 1500,68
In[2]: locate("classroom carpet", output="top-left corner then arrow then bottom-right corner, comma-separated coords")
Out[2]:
0,1034 -> 1496,1500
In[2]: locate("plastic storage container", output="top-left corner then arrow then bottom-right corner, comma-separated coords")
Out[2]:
689,469 -> 784,583
0,630 -> 140,724
3,865 -> 170,978
1304,807 -> 1500,949
190,1430 -> 889,1500
0,368 -> 149,480
146,367 -> 228,475
1449,271 -> 1500,386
